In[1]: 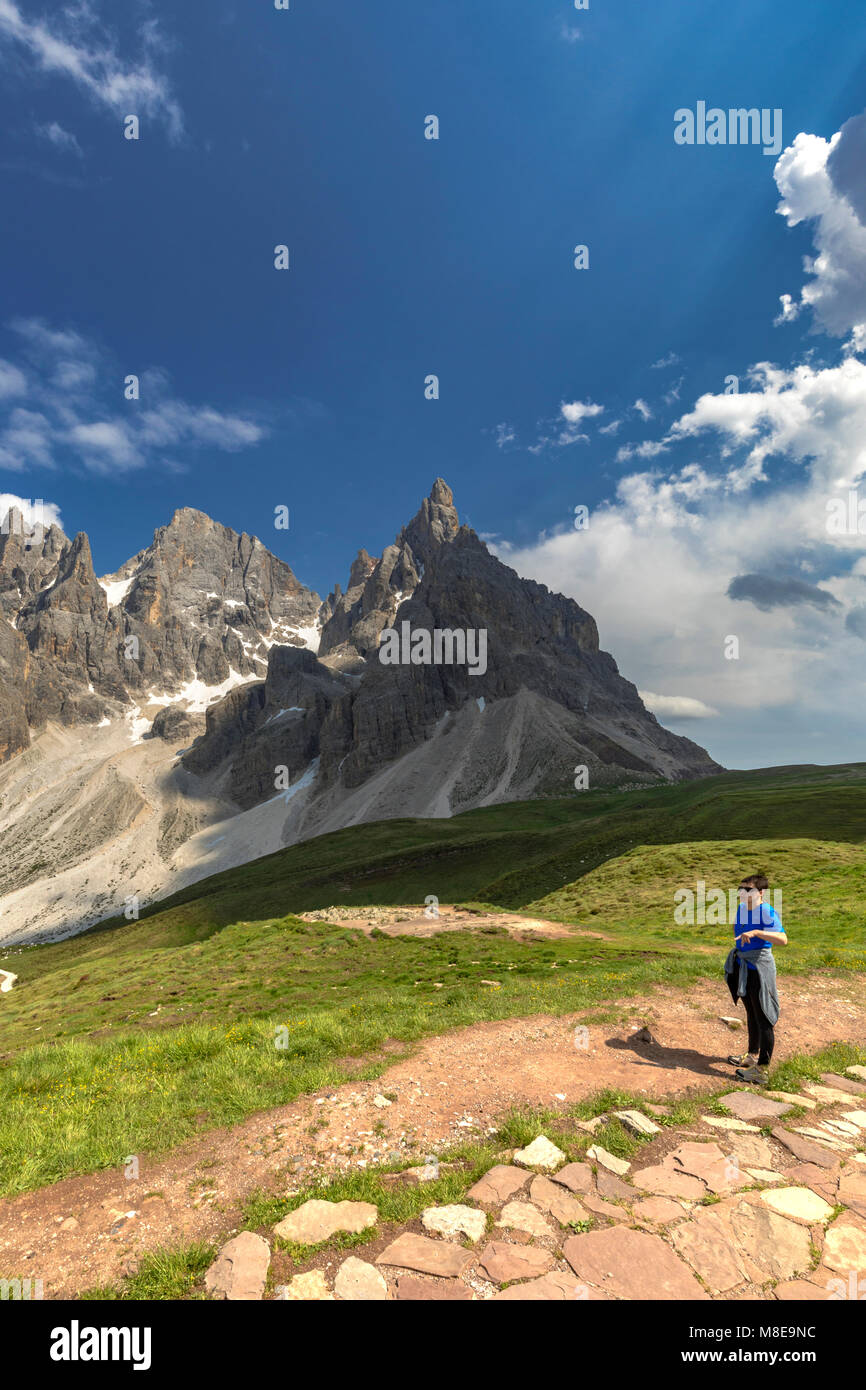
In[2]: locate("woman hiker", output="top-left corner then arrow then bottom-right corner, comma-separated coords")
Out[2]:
723,872 -> 786,1086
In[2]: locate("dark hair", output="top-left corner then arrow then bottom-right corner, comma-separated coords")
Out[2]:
739,873 -> 769,892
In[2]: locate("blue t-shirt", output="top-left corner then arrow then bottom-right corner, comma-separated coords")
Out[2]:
735,903 -> 784,970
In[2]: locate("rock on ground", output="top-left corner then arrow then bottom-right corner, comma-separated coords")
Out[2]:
273,1199 -> 378,1245
513,1136 -> 566,1171
204,1232 -> 270,1301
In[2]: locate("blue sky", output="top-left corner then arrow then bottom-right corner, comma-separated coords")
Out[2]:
2,0 -> 866,768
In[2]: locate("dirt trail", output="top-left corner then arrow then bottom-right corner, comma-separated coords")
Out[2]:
2,972 -> 865,1298
298,903 -> 608,939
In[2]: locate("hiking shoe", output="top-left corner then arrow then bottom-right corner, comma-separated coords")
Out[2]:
735,1065 -> 769,1086
727,1052 -> 755,1067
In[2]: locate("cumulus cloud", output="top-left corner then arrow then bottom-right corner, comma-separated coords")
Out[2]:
0,491 -> 63,533
490,355 -> 866,755
0,0 -> 183,140
639,692 -> 719,719
773,111 -> 866,344
0,318 -> 266,475
484,110 -> 866,762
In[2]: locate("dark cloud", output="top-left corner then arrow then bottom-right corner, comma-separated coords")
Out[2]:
727,573 -> 842,612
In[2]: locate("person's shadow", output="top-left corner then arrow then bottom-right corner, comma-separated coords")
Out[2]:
604,1033 -> 736,1081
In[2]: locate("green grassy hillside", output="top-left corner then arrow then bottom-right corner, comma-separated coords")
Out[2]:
1,762 -> 864,1195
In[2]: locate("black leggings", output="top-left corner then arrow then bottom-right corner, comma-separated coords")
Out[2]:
743,969 -> 775,1066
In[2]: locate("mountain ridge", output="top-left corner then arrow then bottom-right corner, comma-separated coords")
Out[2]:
0,479 -> 722,944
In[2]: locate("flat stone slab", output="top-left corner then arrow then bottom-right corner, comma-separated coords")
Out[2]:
491,1270 -> 589,1300
820,1072 -> 866,1095
786,1163 -> 840,1203
792,1127 -> 852,1152
587,1145 -> 630,1176
277,1270 -> 334,1300
774,1278 -> 835,1301
632,1164 -> 707,1201
596,1168 -> 634,1202
273,1199 -> 378,1245
334,1257 -> 389,1300
376,1232 -> 472,1277
838,1172 -> 866,1219
477,1241 -> 555,1283
204,1232 -> 271,1301
393,1276 -> 473,1301
421,1204 -> 487,1243
723,1134 -> 775,1169
563,1226 -> 709,1300
772,1127 -> 840,1169
466,1165 -> 530,1205
821,1119 -> 862,1138
847,1066 -> 866,1082
613,1109 -> 661,1136
513,1136 -> 565,1171
670,1206 -> 753,1294
670,1141 -> 750,1195
840,1111 -> 866,1131
583,1192 -> 631,1223
805,1084 -> 860,1105
550,1162 -> 593,1194
822,1212 -> 866,1275
745,1168 -> 785,1184
529,1175 -> 590,1227
729,1198 -> 812,1280
766,1090 -> 816,1110
496,1201 -> 556,1239
720,1091 -> 790,1121
760,1186 -> 834,1225
633,1196 -> 689,1225
701,1116 -> 760,1133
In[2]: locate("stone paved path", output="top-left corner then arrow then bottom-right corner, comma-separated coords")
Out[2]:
3,976 -> 864,1298
203,1069 -> 866,1301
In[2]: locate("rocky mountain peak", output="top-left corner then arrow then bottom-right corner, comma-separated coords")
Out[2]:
318,479 -> 463,664
397,477 -> 460,563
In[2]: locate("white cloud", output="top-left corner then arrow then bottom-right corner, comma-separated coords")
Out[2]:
773,112 -> 866,343
0,491 -> 63,532
0,0 -> 183,140
529,399 -> 604,452
560,400 -> 604,426
0,319 -> 267,475
639,692 -> 719,719
484,110 -> 866,763
651,352 -> 680,370
491,356 -> 866,751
